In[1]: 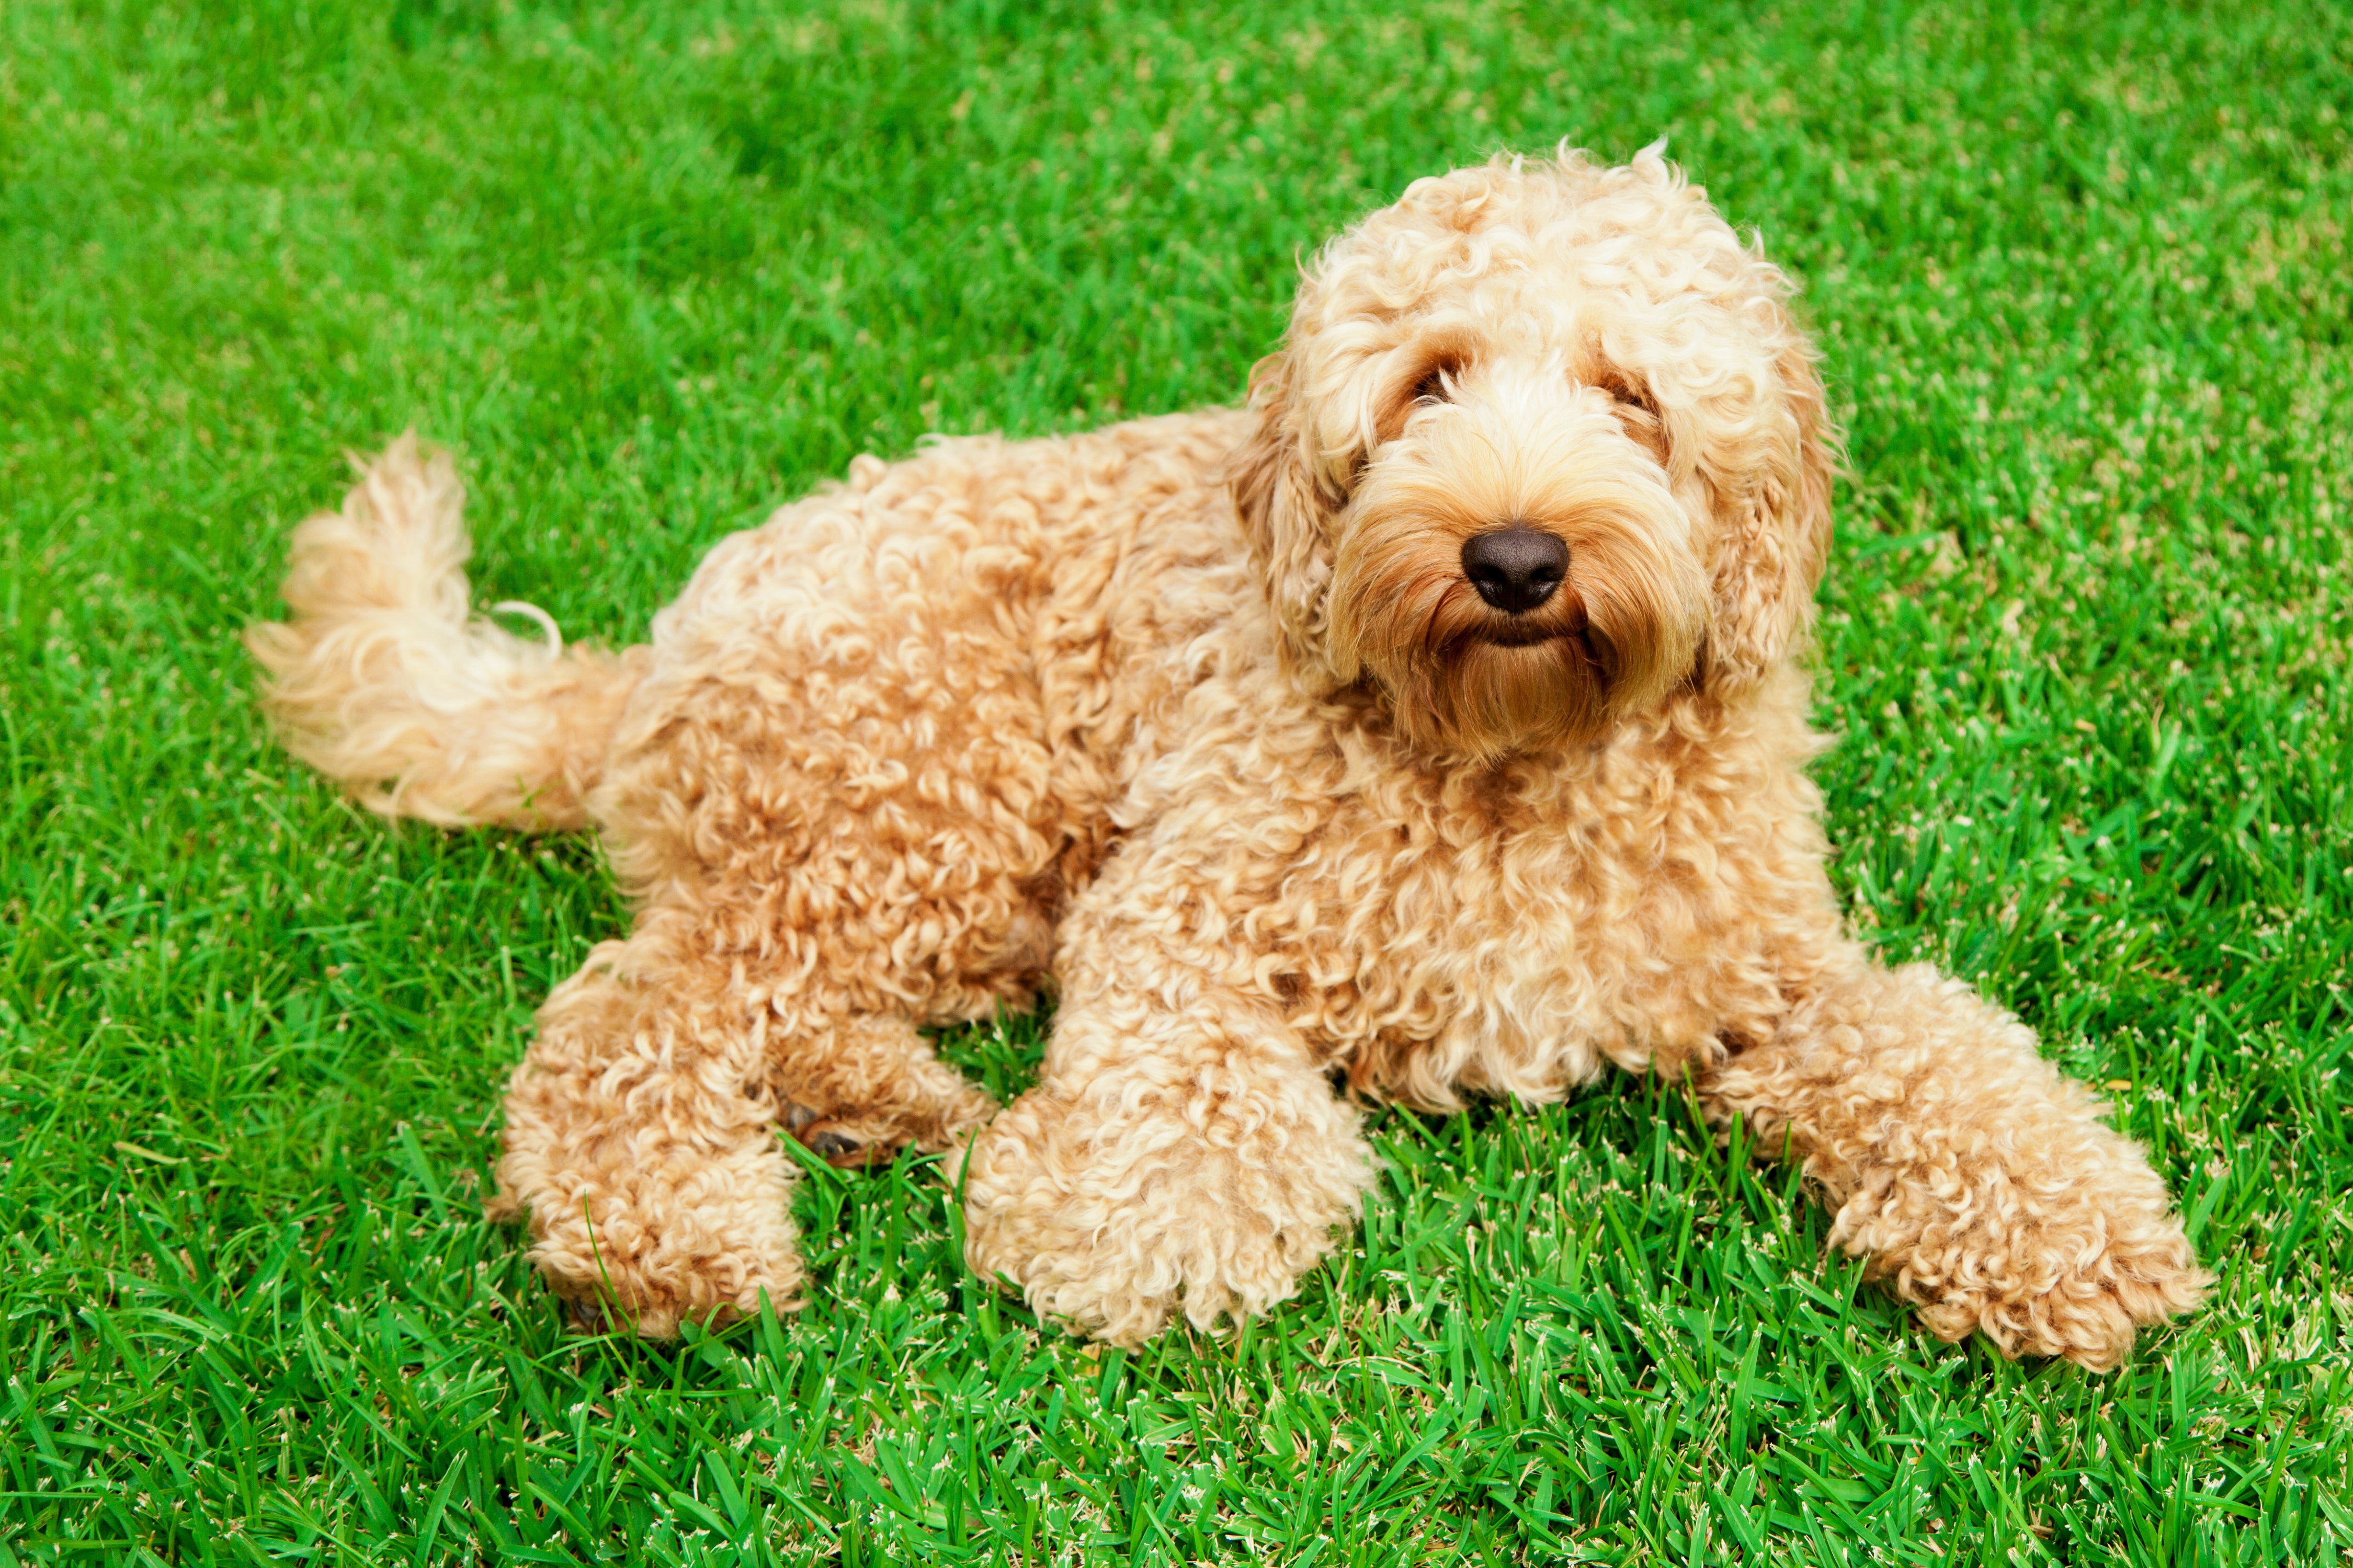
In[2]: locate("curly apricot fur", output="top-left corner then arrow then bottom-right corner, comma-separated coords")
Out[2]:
249,146 -> 2204,1367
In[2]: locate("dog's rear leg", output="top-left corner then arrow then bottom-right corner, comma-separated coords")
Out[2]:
490,903 -> 998,1335
490,906 -> 801,1336
768,1011 -> 997,1169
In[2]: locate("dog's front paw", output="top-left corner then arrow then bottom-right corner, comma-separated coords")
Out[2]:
1836,1165 -> 2211,1372
960,1087 -> 1370,1345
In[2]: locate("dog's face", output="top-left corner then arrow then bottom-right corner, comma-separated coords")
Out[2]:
1232,147 -> 1835,762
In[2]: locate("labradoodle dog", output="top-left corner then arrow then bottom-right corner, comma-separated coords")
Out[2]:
250,146 -> 2207,1369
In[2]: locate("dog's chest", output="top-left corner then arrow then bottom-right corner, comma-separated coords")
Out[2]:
1132,665 -> 1832,1104
1291,761 -> 1778,1105
1356,826 -> 1662,1098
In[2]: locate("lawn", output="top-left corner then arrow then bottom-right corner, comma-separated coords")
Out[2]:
3,0 -> 2350,1561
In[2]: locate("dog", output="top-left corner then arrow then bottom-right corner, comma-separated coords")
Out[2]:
249,146 -> 2207,1369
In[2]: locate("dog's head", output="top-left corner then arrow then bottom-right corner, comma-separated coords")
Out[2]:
1231,146 -> 1835,762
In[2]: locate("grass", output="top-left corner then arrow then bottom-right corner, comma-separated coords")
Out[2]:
2,0 -> 2350,1561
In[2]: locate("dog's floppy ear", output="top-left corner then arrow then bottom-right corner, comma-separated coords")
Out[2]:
1229,348 -> 1346,686
1702,335 -> 1837,689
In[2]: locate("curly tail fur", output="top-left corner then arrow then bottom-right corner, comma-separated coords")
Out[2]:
246,434 -> 647,831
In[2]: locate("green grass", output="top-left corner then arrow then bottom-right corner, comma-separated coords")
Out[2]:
3,0 -> 2350,1561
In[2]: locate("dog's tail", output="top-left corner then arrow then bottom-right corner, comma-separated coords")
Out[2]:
245,434 -> 648,832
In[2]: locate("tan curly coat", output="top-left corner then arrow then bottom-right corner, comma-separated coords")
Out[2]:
249,147 -> 2207,1369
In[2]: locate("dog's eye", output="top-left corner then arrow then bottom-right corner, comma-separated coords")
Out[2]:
1599,377 -> 1668,459
1599,376 -> 1658,419
1411,365 -> 1456,404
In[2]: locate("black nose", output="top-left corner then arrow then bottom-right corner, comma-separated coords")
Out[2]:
1460,527 -> 1568,614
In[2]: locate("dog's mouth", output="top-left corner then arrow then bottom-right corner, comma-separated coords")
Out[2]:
1476,619 -> 1568,648
1354,569 -> 1654,758
1463,607 -> 1616,680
